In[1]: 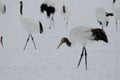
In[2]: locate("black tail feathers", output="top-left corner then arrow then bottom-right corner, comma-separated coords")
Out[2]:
92,28 -> 108,43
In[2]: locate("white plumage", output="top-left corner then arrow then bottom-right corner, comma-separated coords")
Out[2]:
20,16 -> 40,33
57,26 -> 108,70
112,0 -> 120,30
44,0 -> 59,7
70,27 -> 93,46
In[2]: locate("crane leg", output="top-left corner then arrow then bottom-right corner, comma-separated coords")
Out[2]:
49,20 -> 54,29
52,17 -> 55,28
49,15 -> 54,29
23,34 -> 31,50
77,47 -> 85,68
66,20 -> 68,30
49,19 -> 52,29
116,19 -> 118,31
30,34 -> 37,50
84,47 -> 87,70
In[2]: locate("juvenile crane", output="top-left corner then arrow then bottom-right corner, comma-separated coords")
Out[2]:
20,1 -> 43,50
57,26 -> 108,70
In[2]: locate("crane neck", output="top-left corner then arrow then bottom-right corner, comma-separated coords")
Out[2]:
20,2 -> 23,15
113,0 -> 116,4
65,38 -> 71,47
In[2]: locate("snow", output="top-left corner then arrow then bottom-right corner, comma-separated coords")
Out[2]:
0,0 -> 120,80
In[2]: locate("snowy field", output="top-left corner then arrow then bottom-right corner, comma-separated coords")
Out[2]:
0,0 -> 120,80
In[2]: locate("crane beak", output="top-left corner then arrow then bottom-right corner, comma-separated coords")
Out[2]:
57,42 -> 63,49
1,36 -> 3,47
57,37 -> 69,49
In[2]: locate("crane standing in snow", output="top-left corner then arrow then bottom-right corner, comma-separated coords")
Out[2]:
96,7 -> 113,29
20,1 -> 43,50
57,26 -> 108,70
41,2 -> 55,29
40,0 -> 71,29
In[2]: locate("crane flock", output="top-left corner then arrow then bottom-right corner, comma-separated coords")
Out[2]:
0,0 -> 119,70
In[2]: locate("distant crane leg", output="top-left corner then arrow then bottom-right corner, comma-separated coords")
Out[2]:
116,19 -> 118,31
77,46 -> 85,68
30,34 -> 37,50
84,47 -> 87,70
52,15 -> 54,28
23,34 -> 31,50
66,20 -> 68,30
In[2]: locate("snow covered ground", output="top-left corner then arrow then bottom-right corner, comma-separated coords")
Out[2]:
0,0 -> 120,80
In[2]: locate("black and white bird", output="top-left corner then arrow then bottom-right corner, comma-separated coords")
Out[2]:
96,7 -> 113,29
40,0 -> 70,29
20,1 -> 43,50
0,1 -> 6,14
57,26 -> 108,70
40,0 -> 56,29
112,0 -> 120,30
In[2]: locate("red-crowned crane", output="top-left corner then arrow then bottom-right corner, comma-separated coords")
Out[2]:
40,0 -> 71,29
20,1 -> 43,50
96,7 -> 113,29
57,26 -> 108,70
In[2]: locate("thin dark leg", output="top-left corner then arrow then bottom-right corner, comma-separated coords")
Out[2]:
49,15 -> 54,29
77,47 -> 85,68
66,20 -> 68,30
51,15 -> 54,28
52,17 -> 54,28
30,34 -> 37,50
23,34 -> 31,50
106,21 -> 109,27
84,47 -> 87,70
49,19 -> 52,29
116,19 -> 118,31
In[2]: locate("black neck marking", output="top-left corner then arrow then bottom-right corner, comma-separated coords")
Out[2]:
41,3 -> 48,12
63,5 -> 66,13
113,0 -> 116,4
20,1 -> 23,15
